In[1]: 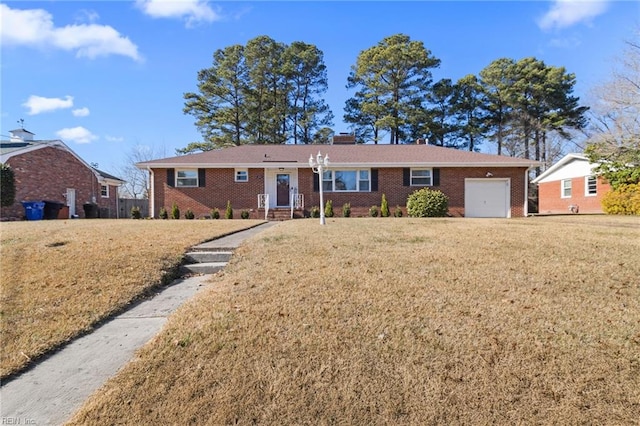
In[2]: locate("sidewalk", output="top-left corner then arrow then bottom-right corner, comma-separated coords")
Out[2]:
0,222 -> 278,426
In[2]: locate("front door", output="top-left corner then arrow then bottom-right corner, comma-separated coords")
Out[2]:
66,188 -> 76,217
276,174 -> 290,206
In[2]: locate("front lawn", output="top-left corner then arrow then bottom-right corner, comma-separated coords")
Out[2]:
68,216 -> 640,424
0,219 -> 263,378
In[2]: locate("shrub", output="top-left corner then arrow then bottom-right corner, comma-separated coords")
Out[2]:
210,208 -> 220,219
324,200 -> 334,218
601,183 -> 640,215
369,205 -> 379,217
394,205 -> 403,217
342,203 -> 351,218
158,207 -> 168,220
131,206 -> 142,219
380,193 -> 390,217
184,209 -> 195,220
241,210 -> 250,219
310,206 -> 320,218
0,163 -> 16,207
171,203 -> 180,220
407,188 -> 449,217
225,201 -> 233,219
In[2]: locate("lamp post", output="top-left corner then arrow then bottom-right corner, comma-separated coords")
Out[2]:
309,151 -> 330,225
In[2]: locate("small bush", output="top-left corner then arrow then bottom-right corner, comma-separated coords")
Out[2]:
380,194 -> 390,217
225,201 -> 233,219
131,206 -> 142,219
369,205 -> 379,217
601,183 -> 640,215
241,210 -> 250,219
342,203 -> 351,218
210,208 -> 220,219
158,207 -> 168,219
407,188 -> 449,217
324,200 -> 334,218
171,203 -> 180,220
310,206 -> 320,218
394,206 -> 403,217
185,209 -> 195,220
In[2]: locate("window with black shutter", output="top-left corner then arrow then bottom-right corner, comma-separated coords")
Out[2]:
371,169 -> 379,192
167,168 -> 175,187
198,168 -> 206,187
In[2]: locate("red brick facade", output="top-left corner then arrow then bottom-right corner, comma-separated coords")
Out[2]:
151,166 -> 529,218
1,146 -> 120,220
537,176 -> 610,214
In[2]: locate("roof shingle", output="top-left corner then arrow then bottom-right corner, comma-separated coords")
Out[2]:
137,144 -> 539,168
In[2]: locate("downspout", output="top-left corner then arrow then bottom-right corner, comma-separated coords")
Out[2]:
524,167 -> 531,217
147,167 -> 155,218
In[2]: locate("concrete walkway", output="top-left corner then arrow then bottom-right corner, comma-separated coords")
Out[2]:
0,222 -> 278,426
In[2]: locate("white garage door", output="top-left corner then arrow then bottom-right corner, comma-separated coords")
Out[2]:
465,179 -> 510,218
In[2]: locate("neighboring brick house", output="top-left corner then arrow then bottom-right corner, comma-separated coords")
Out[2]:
137,136 -> 538,219
1,129 -> 124,220
532,153 -> 610,214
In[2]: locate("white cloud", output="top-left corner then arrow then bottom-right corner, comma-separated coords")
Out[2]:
23,95 -> 74,115
72,107 -> 91,117
538,0 -> 609,31
105,135 -> 124,142
136,0 -> 221,27
56,127 -> 98,144
0,4 -> 142,61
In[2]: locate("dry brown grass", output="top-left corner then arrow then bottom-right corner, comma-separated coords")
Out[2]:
0,219 -> 263,378
68,216 -> 639,424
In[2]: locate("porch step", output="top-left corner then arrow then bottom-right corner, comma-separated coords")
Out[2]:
261,208 -> 304,221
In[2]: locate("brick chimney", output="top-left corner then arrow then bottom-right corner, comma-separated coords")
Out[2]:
331,133 -> 356,145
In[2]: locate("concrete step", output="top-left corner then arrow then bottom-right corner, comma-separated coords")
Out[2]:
180,262 -> 227,275
184,251 -> 233,263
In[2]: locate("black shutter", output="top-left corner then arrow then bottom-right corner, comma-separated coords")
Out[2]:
403,168 -> 410,186
313,173 -> 319,192
433,168 -> 440,186
371,169 -> 379,192
198,168 -> 206,187
167,168 -> 175,187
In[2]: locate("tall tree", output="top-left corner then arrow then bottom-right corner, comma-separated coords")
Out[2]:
479,58 -> 515,155
283,42 -> 334,144
344,34 -> 440,144
585,33 -> 640,188
423,78 -> 456,147
183,44 -> 248,151
452,74 -> 487,151
183,36 -> 332,150
479,57 -> 587,169
244,36 -> 288,144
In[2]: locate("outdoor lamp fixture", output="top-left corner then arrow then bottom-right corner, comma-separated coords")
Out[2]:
309,151 -> 330,225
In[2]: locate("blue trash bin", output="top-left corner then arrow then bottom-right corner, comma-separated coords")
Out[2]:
22,201 -> 45,221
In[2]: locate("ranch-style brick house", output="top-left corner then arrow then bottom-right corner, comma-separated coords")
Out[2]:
532,153 -> 610,214
138,136 -> 539,219
1,128 -> 125,220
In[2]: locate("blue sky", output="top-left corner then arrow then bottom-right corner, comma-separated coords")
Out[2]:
1,0 -> 638,175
